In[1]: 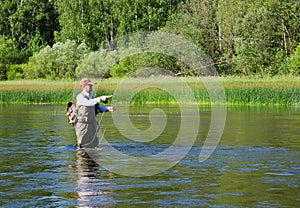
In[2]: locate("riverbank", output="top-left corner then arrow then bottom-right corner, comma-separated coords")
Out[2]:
0,76 -> 299,106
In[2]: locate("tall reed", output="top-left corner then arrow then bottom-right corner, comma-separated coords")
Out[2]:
0,90 -> 73,104
0,77 -> 299,106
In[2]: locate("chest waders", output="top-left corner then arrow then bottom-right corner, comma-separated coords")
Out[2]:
75,95 -> 100,148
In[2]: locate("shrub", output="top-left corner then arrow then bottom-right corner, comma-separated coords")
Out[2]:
6,64 -> 26,80
287,43 -> 300,75
24,40 -> 89,80
76,49 -> 115,79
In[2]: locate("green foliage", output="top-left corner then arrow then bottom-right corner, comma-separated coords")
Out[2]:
110,53 -> 184,78
0,0 -> 59,51
76,49 -> 118,79
234,7 -> 285,75
6,64 -> 25,80
287,43 -> 300,75
110,57 -> 136,78
25,40 -> 89,80
55,0 -> 181,50
164,0 -> 300,76
0,36 -> 16,80
0,0 -> 59,79
164,0 -> 220,66
1,0 -> 300,78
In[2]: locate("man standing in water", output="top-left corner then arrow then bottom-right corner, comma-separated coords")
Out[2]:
75,78 -> 114,148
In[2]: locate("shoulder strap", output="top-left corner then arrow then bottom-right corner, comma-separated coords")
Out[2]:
66,101 -> 77,125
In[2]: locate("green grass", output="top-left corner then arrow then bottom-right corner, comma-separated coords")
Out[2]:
0,89 -> 73,104
225,87 -> 299,105
0,76 -> 299,106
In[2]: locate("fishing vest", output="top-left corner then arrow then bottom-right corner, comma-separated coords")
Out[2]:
66,94 -> 98,125
77,105 -> 96,124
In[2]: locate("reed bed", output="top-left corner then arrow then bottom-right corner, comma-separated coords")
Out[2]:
0,89 -> 73,104
0,76 -> 299,106
225,87 -> 299,105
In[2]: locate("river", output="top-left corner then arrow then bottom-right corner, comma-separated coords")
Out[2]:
0,104 -> 299,207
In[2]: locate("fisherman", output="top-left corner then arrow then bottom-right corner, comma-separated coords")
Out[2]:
75,78 -> 114,148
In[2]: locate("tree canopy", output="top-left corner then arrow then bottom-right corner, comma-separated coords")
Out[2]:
0,0 -> 299,80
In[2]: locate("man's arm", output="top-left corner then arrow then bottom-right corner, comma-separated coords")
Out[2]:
76,93 -> 101,106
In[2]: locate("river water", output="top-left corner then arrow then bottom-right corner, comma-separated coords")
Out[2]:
0,104 -> 299,207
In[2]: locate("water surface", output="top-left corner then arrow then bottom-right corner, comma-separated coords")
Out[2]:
0,104 -> 299,207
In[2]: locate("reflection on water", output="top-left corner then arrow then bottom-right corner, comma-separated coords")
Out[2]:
72,150 -> 116,207
0,104 -> 299,207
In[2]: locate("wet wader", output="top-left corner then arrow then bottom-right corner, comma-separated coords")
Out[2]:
75,105 -> 99,148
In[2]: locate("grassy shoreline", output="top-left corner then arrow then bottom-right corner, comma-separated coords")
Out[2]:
0,76 -> 299,106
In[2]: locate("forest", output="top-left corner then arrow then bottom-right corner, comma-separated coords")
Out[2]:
0,0 -> 299,80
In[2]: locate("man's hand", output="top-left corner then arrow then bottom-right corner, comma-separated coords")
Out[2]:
99,95 -> 113,103
106,106 -> 115,112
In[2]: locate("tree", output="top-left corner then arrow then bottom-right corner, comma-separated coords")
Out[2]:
0,0 -> 60,77
0,36 -> 16,80
55,0 -> 87,44
164,0 -> 225,72
0,0 -> 59,51
233,0 -> 300,75
55,0 -> 181,50
164,0 -> 300,75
